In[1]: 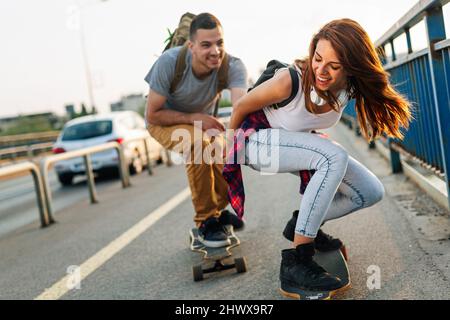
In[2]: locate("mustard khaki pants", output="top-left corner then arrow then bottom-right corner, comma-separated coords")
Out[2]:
148,124 -> 229,225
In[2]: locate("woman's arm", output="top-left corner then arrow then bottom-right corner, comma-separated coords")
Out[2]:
229,69 -> 293,130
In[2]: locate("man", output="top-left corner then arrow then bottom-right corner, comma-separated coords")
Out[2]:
144,13 -> 248,248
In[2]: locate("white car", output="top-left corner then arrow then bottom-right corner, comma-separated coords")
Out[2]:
52,111 -> 164,185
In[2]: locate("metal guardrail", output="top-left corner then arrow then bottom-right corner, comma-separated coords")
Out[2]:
0,120 -> 223,229
0,131 -> 59,148
1,136 -> 166,228
122,136 -> 154,175
0,142 -> 54,161
342,0 -> 450,209
0,161 -> 50,227
40,142 -> 130,224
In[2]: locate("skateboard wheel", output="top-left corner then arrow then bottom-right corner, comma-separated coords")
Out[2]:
193,265 -> 204,282
234,257 -> 247,274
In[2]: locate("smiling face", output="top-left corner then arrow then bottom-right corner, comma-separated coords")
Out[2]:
189,27 -> 225,78
312,39 -> 348,94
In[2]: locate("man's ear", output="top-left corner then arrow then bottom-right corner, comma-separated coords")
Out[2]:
187,39 -> 194,50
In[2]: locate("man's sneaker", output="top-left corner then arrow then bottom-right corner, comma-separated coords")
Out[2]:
279,243 -> 343,297
198,217 -> 231,248
282,211 -> 344,251
218,210 -> 245,231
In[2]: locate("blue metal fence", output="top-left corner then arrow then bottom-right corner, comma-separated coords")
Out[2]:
342,0 -> 450,208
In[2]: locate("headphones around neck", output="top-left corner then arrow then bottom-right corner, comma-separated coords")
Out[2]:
310,87 -> 349,108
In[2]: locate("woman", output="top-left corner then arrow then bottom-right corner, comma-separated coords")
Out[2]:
223,19 -> 411,297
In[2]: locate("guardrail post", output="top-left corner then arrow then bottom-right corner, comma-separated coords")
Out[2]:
164,149 -> 173,167
0,162 -> 52,227
84,154 -> 98,204
27,145 -> 33,159
29,164 -> 51,227
405,28 -> 413,54
143,138 -> 153,175
425,5 -> 450,209
389,39 -> 396,61
389,139 -> 403,173
116,146 -> 130,188
40,160 -> 56,224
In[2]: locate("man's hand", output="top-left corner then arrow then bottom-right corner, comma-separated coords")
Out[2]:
192,113 -> 225,132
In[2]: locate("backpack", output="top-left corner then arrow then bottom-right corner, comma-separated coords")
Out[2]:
163,12 -> 229,115
250,60 -> 300,109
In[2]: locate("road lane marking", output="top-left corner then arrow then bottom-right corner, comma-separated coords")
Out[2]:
35,187 -> 191,300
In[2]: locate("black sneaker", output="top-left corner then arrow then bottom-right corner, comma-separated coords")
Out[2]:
218,210 -> 245,231
282,211 -> 343,251
280,243 -> 343,295
315,229 -> 344,252
198,217 -> 231,248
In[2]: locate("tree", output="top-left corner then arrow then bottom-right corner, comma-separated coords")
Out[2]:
219,98 -> 232,108
80,103 -> 89,116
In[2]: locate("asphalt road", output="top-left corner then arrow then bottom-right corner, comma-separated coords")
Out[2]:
0,169 -> 126,238
0,122 -> 449,300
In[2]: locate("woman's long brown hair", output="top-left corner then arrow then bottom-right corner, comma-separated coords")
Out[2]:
296,18 -> 412,140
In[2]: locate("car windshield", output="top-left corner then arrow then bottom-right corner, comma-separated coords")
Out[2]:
62,120 -> 113,141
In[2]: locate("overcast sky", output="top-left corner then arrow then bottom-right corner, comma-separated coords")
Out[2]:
0,0 -> 447,118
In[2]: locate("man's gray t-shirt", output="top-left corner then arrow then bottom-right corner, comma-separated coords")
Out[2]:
144,46 -> 248,114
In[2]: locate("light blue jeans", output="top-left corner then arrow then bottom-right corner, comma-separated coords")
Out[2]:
245,129 -> 385,238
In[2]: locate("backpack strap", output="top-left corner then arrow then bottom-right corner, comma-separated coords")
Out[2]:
217,53 -> 229,93
169,44 -> 189,94
273,66 -> 300,109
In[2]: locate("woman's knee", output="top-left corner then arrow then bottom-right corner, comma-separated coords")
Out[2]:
364,177 -> 385,207
372,178 -> 385,204
318,143 -> 349,172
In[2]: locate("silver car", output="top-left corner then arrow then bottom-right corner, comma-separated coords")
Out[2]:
52,111 -> 164,185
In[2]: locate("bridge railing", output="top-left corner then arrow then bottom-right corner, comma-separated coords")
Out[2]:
0,161 -> 50,227
0,131 -> 59,149
342,0 -> 450,209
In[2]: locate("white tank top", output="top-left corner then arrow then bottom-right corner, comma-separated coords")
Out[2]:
263,66 -> 347,132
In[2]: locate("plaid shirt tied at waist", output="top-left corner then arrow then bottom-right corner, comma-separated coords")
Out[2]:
222,109 -> 315,219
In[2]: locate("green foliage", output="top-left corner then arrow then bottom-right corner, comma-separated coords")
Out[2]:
137,101 -> 146,117
70,103 -> 97,119
0,116 -> 54,136
164,28 -> 174,45
80,103 -> 88,116
219,98 -> 232,108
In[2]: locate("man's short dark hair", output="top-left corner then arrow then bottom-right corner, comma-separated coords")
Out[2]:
189,13 -> 222,40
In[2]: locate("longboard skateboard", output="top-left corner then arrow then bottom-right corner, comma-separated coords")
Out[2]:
280,247 -> 351,300
189,226 -> 247,281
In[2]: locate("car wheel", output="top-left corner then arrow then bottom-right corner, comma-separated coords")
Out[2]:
58,173 -> 74,186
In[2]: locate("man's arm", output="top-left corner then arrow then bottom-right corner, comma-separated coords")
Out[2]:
230,87 -> 247,105
146,89 -> 225,131
146,89 -> 193,126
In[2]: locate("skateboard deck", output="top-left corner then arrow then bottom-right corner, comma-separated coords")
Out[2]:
280,247 -> 351,300
189,226 -> 247,281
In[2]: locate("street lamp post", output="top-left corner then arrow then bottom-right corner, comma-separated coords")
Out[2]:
78,6 -> 96,111
73,0 -> 108,111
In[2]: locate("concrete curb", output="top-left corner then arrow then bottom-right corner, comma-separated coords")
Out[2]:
374,140 -> 449,211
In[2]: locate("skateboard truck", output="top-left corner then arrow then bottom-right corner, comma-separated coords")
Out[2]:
193,257 -> 247,282
190,227 -> 247,282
